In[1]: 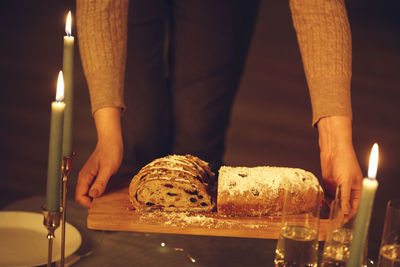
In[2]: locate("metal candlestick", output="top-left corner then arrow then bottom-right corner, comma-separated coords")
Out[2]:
42,208 -> 61,267
60,152 -> 75,267
42,152 -> 75,267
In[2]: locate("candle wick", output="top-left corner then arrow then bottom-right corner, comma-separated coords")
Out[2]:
56,96 -> 64,103
66,32 -> 71,38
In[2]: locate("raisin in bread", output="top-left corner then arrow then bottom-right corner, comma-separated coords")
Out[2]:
217,166 -> 323,216
129,154 -> 216,212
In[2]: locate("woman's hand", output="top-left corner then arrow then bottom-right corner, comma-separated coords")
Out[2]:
317,116 -> 363,217
75,107 -> 123,208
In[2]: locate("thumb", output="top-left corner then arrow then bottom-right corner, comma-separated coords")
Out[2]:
89,167 -> 113,198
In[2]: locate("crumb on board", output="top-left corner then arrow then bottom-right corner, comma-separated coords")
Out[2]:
137,211 -> 267,230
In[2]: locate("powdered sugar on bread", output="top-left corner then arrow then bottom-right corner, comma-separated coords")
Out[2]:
217,166 -> 322,216
218,166 -> 319,197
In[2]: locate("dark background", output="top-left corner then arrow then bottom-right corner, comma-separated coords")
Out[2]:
0,0 -> 399,261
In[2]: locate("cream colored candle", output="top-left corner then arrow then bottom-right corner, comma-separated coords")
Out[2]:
46,71 -> 65,211
62,11 -> 74,157
347,143 -> 379,267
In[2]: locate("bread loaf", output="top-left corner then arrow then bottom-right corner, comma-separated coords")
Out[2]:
128,154 -> 216,212
217,166 -> 322,216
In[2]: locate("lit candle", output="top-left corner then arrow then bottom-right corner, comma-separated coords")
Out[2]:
62,11 -> 74,157
347,143 -> 379,267
46,71 -> 65,211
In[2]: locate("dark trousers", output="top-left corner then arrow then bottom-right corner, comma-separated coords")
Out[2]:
120,0 -> 260,175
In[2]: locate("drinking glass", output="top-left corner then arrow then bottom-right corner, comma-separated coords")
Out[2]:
377,199 -> 400,267
274,183 -> 321,267
320,188 -> 354,267
321,187 -> 369,267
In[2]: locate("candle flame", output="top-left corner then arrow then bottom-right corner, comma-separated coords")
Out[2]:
56,71 -> 64,102
368,143 -> 379,179
65,11 -> 72,36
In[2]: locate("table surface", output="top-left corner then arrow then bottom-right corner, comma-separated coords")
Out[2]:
3,196 -> 328,267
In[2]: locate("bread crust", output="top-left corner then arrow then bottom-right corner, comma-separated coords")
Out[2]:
217,166 -> 323,216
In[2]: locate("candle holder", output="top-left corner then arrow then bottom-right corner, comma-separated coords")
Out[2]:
60,152 -> 75,267
42,208 -> 61,267
42,152 -> 75,267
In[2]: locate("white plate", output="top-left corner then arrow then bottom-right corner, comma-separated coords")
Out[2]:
0,211 -> 82,267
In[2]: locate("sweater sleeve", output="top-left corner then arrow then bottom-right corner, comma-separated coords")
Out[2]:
76,0 -> 129,114
289,0 -> 352,126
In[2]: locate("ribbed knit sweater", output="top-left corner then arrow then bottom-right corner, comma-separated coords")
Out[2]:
76,0 -> 352,126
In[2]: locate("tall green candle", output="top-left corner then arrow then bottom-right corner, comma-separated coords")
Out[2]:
62,11 -> 74,157
46,71 -> 65,211
347,143 -> 379,267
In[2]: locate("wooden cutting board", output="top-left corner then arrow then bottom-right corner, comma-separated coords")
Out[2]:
87,186 -> 329,240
